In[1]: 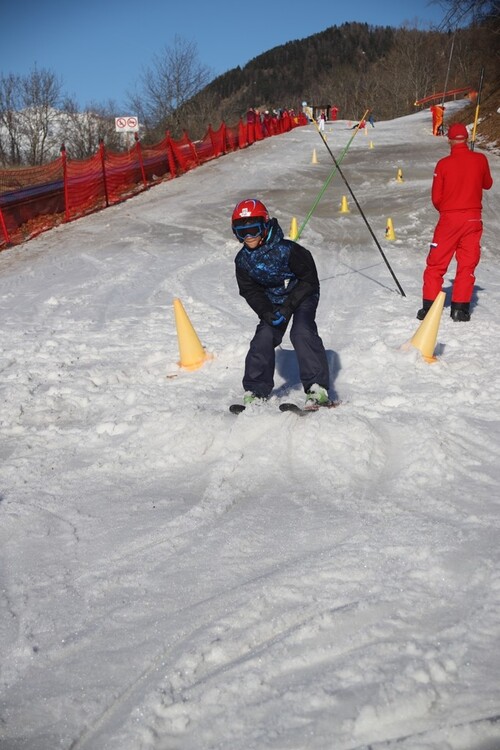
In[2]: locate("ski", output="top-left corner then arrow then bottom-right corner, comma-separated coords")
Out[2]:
280,402 -> 340,415
229,401 -> 340,415
279,402 -> 316,416
230,403 -> 307,416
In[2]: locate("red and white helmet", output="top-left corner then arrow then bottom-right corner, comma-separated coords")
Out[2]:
231,198 -> 269,223
231,199 -> 270,242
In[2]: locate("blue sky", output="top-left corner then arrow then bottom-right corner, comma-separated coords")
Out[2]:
1,0 -> 445,110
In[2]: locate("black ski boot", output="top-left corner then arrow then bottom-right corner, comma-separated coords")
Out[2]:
450,303 -> 470,322
416,299 -> 433,320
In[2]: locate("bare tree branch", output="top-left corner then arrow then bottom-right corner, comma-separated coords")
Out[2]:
127,35 -> 212,137
433,0 -> 500,31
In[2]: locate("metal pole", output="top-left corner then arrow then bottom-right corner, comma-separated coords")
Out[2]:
471,67 -> 485,151
441,32 -> 456,109
297,110 -> 369,240
314,116 -> 406,297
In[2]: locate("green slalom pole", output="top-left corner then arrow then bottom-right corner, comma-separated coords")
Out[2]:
296,109 -> 369,241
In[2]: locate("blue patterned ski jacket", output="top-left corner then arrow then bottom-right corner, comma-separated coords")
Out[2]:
234,219 -> 320,320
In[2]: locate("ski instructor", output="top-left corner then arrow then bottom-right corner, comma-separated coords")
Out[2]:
231,198 -> 331,408
417,123 -> 493,322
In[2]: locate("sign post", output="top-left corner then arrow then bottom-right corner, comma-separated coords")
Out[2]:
115,116 -> 139,149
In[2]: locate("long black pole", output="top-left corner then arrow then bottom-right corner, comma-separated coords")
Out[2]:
441,31 -> 456,109
297,110 -> 369,241
315,125 -> 406,297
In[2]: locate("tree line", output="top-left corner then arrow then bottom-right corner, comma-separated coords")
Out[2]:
0,0 -> 497,168
0,35 -> 213,168
188,20 -> 497,131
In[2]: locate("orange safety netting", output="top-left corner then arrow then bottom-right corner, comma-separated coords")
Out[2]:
0,158 -> 65,245
0,112 -> 308,249
0,159 -> 64,193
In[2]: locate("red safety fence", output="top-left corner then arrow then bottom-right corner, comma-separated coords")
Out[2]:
414,87 -> 474,106
0,112 -> 307,249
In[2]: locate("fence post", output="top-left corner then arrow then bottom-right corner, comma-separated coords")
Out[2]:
184,130 -> 199,166
207,124 -> 216,157
0,205 -> 10,245
99,139 -> 110,207
61,144 -> 71,221
165,131 -> 177,177
254,116 -> 263,141
134,133 -> 147,187
221,121 -> 228,154
238,118 -> 247,149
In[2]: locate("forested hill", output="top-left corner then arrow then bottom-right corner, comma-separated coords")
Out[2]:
184,21 -> 497,131
209,23 -> 394,114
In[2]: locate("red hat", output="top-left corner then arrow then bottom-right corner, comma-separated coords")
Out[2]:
447,123 -> 468,141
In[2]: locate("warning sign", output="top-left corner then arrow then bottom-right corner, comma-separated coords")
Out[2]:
115,116 -> 139,133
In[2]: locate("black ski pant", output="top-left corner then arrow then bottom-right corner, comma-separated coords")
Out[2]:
242,294 -> 330,398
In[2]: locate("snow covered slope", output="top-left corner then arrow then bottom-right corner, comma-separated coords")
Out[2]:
1,105 -> 499,750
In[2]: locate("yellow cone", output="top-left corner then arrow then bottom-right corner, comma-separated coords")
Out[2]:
339,195 -> 350,213
173,298 -> 210,371
311,148 -> 318,164
369,140 -> 374,149
289,216 -> 298,239
385,217 -> 396,240
410,291 -> 445,363
396,168 -> 404,183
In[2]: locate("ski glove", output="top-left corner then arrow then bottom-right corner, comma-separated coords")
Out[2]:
262,310 -> 288,328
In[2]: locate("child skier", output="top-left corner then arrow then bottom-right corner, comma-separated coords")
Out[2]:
231,198 -> 332,408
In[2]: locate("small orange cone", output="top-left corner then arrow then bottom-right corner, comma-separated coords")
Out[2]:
385,217 -> 396,240
311,148 -> 318,164
339,195 -> 350,213
396,168 -> 404,183
173,298 -> 211,370
409,292 -> 445,363
289,217 -> 298,239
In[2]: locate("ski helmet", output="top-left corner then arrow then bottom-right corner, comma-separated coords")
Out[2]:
231,198 -> 270,242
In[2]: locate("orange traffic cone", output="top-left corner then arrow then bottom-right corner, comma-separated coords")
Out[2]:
339,195 -> 350,213
289,217 -> 298,239
409,292 -> 445,363
173,298 -> 211,370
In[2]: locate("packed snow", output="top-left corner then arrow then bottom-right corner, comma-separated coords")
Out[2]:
1,104 -> 500,750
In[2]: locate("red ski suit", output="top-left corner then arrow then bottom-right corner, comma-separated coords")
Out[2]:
422,142 -> 493,304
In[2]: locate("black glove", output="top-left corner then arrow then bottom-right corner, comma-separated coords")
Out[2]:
262,309 -> 288,328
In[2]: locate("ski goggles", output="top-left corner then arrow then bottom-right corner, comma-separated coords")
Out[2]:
232,219 -> 266,241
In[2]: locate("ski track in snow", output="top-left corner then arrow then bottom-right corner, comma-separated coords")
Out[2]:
1,107 -> 500,750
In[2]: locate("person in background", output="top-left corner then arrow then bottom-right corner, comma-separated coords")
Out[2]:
430,103 -> 445,136
318,111 -> 326,132
349,119 -> 366,130
417,123 -> 493,322
231,198 -> 332,408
